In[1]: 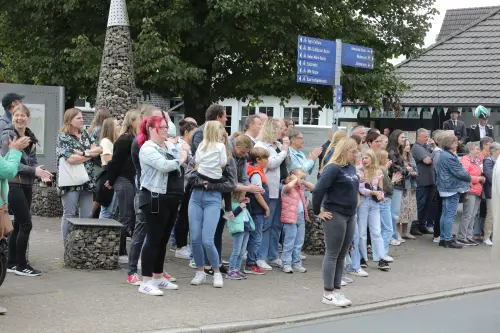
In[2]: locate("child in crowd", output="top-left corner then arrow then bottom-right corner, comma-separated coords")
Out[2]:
281,168 -> 314,273
191,120 -> 232,215
244,147 -> 270,275
226,190 -> 255,280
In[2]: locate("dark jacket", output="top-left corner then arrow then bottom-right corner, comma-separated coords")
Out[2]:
185,155 -> 237,193
191,123 -> 205,153
435,150 -> 471,194
228,135 -> 250,186
468,124 -> 495,142
317,140 -> 331,179
106,133 -> 136,186
1,124 -> 39,185
483,156 -> 495,199
443,119 -> 467,142
388,148 -> 407,190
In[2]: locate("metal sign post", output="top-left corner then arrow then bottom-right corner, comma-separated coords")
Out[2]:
332,39 -> 342,133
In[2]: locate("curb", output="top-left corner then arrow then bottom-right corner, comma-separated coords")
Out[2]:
140,283 -> 500,333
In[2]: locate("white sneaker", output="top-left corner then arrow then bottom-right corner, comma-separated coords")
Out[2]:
175,246 -> 191,260
348,269 -> 369,277
341,280 -> 347,286
153,277 -> 179,290
269,258 -> 283,268
389,239 -> 401,246
433,237 -> 441,243
213,272 -> 224,288
190,272 -> 207,285
282,265 -> 293,273
139,280 -> 164,296
484,238 -> 493,246
292,264 -> 307,273
300,252 -> 307,260
322,292 -> 352,307
256,260 -> 272,271
189,259 -> 197,269
382,256 -> 394,263
119,255 -> 129,264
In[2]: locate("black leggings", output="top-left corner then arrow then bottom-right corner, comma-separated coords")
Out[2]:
7,185 -> 33,268
140,193 -> 180,277
174,189 -> 191,249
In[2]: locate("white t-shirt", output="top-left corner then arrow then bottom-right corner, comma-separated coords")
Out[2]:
100,138 -> 113,166
195,142 -> 227,179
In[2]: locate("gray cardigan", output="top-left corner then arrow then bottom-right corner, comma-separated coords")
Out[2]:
186,155 -> 237,193
1,124 -> 38,185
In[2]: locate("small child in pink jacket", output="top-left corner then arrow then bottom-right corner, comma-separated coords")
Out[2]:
280,168 -> 314,274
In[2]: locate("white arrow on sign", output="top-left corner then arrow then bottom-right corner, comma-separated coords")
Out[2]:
298,60 -> 302,66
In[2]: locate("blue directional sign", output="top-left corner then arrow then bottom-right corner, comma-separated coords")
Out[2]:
297,36 -> 336,86
297,75 -> 333,86
335,85 -> 343,104
341,43 -> 374,69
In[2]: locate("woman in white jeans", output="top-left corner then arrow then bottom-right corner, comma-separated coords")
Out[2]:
57,108 -> 102,241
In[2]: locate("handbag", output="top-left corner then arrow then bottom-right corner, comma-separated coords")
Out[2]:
58,157 -> 90,187
0,182 -> 13,239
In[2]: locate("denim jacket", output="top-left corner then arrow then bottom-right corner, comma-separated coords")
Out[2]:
436,150 -> 471,194
139,140 -> 181,194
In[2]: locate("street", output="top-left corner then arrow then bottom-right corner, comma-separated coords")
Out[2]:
269,290 -> 500,333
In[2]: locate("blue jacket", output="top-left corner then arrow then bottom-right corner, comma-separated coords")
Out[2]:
483,156 -> 495,199
436,150 -> 471,194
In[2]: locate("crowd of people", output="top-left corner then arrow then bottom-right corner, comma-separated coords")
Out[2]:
1,93 -> 500,307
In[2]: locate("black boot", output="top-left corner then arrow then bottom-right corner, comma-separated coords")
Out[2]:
410,227 -> 423,236
443,240 -> 462,249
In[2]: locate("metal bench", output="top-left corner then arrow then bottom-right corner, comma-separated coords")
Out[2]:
64,218 -> 123,270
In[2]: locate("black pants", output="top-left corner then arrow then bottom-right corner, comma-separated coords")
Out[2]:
140,193 -> 180,277
434,195 -> 443,238
7,185 -> 33,268
174,189 -> 191,249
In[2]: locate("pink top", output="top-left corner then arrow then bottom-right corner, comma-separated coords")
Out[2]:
357,168 -> 382,197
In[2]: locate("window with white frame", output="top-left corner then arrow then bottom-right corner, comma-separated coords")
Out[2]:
303,107 -> 320,125
284,107 -> 300,124
258,107 -> 274,117
240,106 -> 256,131
224,106 -> 232,133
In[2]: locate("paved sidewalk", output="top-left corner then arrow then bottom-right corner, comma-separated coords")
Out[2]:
1,216 -> 499,333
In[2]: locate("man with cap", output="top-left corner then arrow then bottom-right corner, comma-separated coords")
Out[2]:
469,106 -> 494,142
1,93 -> 24,134
443,107 -> 467,150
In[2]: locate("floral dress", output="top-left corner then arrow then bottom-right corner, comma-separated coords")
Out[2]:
398,157 -> 418,225
56,130 -> 96,196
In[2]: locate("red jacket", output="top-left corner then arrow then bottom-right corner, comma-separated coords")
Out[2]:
460,155 -> 483,196
281,185 -> 310,224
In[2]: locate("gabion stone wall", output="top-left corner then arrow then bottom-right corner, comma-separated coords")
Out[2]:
31,184 -> 63,218
95,26 -> 137,117
303,204 -> 325,255
64,224 -> 121,270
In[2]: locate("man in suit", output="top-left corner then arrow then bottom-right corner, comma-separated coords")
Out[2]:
443,107 -> 467,152
469,108 -> 495,142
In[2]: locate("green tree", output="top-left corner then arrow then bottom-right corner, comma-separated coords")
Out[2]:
0,0 -> 437,120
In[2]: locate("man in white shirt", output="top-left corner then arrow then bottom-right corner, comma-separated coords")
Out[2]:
244,115 -> 262,143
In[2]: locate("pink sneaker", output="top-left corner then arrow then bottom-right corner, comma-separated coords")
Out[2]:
162,271 -> 177,282
127,273 -> 142,286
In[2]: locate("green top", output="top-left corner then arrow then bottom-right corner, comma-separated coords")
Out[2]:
0,149 -> 22,205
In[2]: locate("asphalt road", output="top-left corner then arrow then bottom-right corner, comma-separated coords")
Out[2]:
271,290 -> 500,333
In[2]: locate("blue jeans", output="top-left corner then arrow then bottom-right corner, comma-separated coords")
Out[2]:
348,218 -> 361,272
246,215 -> 265,265
99,193 -> 118,219
440,193 -> 460,241
379,198 -> 393,257
257,198 -> 281,261
188,189 -> 222,269
229,231 -> 250,271
391,189 -> 403,239
357,196 -> 385,261
281,214 -> 305,266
